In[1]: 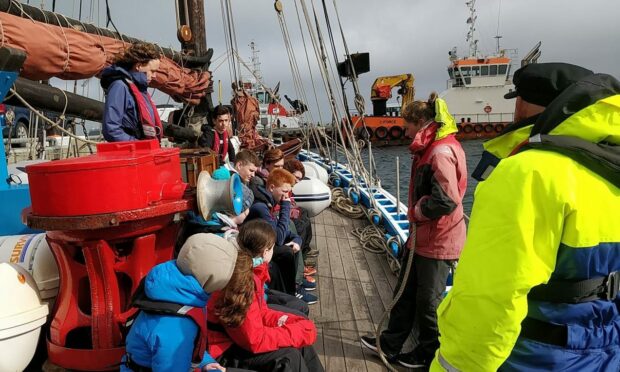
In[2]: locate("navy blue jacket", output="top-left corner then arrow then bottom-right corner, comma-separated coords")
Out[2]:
247,185 -> 302,247
101,65 -> 156,142
121,260 -> 216,371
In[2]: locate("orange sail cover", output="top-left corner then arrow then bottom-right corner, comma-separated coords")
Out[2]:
0,12 -> 211,104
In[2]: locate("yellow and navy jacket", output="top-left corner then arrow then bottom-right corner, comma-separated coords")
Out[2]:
431,73 -> 620,371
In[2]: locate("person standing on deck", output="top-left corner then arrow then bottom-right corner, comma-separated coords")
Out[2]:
101,43 -> 162,142
431,63 -> 620,371
361,92 -> 467,369
199,105 -> 237,164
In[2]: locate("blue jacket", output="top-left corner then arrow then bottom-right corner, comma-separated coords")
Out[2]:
101,65 -> 156,142
247,185 -> 302,247
122,261 -> 216,372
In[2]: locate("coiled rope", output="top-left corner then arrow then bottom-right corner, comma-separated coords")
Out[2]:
330,187 -> 365,219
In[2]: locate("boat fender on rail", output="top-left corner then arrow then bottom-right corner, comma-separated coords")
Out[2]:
374,126 -> 388,140
346,187 -> 360,205
329,173 -> 341,187
385,235 -> 402,258
473,124 -> 483,133
368,209 -> 382,225
463,124 -> 474,133
495,123 -> 504,133
388,126 -> 403,140
483,124 -> 494,133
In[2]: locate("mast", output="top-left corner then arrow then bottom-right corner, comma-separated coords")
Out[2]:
250,41 -> 263,86
176,0 -> 213,132
465,0 -> 478,57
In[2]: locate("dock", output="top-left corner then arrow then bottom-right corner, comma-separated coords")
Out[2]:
309,208 -> 421,372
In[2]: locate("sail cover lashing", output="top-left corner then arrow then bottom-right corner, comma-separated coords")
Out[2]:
0,12 -> 211,104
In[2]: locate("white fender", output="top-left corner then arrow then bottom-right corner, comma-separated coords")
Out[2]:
302,162 -> 328,185
292,177 -> 331,217
0,263 -> 49,372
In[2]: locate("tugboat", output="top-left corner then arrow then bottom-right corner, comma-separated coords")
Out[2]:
350,0 -> 541,146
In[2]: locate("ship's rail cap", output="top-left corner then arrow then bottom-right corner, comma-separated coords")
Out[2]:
451,56 -> 511,66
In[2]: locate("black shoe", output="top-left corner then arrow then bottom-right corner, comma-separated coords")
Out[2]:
396,351 -> 429,369
360,335 -> 396,361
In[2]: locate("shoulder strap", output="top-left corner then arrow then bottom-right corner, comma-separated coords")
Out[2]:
131,279 -> 207,364
528,271 -> 619,303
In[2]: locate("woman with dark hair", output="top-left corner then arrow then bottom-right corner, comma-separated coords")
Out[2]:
208,220 -> 323,372
101,42 -> 163,142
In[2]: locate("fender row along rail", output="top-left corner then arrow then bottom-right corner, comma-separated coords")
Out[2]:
298,149 -> 409,257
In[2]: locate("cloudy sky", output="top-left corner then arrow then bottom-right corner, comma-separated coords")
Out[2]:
47,0 -> 620,120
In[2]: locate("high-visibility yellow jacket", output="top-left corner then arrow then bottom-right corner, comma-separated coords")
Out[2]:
431,73 -> 620,371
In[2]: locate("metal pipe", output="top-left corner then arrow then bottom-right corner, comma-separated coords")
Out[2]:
368,140 -> 372,188
396,156 -> 400,217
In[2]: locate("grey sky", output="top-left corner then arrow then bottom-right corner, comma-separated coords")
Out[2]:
47,0 -> 620,121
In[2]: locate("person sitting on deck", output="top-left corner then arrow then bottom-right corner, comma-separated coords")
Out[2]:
101,42 -> 162,142
247,168 -> 318,304
122,233 -> 252,372
283,158 -> 318,280
207,220 -> 323,372
199,105 -> 236,164
232,150 -> 261,185
248,148 -> 285,195
240,219 -> 310,317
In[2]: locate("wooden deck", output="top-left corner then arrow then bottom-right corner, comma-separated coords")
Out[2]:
309,208 -> 417,372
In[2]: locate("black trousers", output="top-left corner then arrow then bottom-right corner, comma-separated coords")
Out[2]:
293,208 -> 313,252
267,288 -> 309,317
380,252 -> 454,360
270,245 -> 297,295
219,344 -> 324,372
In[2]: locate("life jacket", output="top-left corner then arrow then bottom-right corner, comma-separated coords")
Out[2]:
124,79 -> 163,140
212,129 -> 229,162
129,281 -> 207,369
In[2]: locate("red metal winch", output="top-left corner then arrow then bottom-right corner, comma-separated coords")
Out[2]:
24,140 -> 193,371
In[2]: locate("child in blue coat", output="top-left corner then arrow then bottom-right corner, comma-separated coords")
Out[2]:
121,233 -> 252,372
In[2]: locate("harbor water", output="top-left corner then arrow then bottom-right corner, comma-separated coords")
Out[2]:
356,139 -> 484,216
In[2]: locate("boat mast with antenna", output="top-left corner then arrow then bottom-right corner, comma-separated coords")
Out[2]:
249,41 -> 263,86
465,0 -> 478,57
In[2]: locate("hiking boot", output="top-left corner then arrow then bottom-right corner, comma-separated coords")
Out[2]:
360,335 -> 397,361
295,287 -> 318,304
396,351 -> 429,369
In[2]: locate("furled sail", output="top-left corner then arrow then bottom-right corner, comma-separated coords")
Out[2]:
0,12 -> 211,104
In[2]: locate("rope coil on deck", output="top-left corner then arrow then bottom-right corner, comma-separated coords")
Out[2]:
330,187 -> 365,219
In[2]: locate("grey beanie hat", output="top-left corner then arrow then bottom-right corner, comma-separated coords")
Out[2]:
176,233 -> 238,293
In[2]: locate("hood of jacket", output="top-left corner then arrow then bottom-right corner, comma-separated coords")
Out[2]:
253,184 -> 275,208
100,65 -> 149,92
144,260 -> 210,307
409,121 -> 440,155
477,73 -> 620,186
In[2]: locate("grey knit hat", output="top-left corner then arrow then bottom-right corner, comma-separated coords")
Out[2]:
176,233 -> 238,293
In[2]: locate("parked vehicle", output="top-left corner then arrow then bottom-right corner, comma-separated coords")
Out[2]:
1,104 -> 31,140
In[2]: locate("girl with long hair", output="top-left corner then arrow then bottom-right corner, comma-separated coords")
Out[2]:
208,220 -> 324,372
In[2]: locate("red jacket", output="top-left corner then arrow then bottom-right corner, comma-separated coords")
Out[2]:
206,263 -> 317,358
407,122 -> 467,260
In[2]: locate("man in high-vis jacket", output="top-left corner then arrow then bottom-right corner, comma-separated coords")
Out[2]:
431,63 -> 620,371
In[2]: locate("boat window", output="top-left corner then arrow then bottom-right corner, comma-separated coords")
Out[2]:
481,65 -> 489,75
490,65 -> 498,75
460,66 -> 471,76
498,64 -> 508,75
465,77 -> 471,85
471,66 -> 480,76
